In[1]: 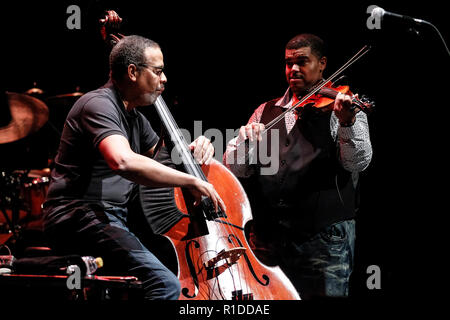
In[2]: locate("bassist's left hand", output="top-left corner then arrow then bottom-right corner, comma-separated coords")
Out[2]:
99,10 -> 124,46
189,136 -> 214,165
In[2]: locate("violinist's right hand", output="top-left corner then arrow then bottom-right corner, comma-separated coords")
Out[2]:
237,123 -> 265,143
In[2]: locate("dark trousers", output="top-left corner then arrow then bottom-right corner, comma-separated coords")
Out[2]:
44,205 -> 181,300
280,219 -> 356,299
250,219 -> 355,300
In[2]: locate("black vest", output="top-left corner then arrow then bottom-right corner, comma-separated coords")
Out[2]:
243,99 -> 356,243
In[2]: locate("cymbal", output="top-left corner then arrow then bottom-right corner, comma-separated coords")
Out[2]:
46,91 -> 83,103
0,92 -> 49,144
48,91 -> 83,99
46,91 -> 83,110
25,87 -> 45,95
24,83 -> 45,96
28,168 -> 51,178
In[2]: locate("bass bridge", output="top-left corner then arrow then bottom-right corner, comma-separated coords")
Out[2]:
203,247 -> 254,300
203,247 -> 246,273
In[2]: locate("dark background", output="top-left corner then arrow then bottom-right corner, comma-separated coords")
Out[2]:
1,0 -> 448,300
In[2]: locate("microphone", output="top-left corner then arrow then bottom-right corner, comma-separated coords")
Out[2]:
369,5 -> 449,56
371,6 -> 425,24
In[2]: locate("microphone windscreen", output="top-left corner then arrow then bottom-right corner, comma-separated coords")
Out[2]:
371,7 -> 385,19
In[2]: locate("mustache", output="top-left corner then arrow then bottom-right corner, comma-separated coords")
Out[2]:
289,73 -> 304,79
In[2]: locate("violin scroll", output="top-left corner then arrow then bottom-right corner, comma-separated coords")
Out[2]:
358,94 -> 375,113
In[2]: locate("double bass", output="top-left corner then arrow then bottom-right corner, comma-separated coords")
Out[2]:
100,10 -> 300,300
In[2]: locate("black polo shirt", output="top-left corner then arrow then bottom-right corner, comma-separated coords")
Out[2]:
43,81 -> 159,227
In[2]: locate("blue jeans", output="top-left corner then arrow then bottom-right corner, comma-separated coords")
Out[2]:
44,205 -> 181,300
279,219 -> 356,299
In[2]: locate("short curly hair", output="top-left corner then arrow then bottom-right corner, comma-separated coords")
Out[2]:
109,35 -> 160,80
285,33 -> 327,58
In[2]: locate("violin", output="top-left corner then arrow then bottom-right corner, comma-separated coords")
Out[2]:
295,80 -> 375,114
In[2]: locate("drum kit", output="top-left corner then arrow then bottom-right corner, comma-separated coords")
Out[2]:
0,86 -> 83,243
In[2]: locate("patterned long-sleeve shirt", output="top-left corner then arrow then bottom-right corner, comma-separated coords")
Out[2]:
224,88 -> 372,178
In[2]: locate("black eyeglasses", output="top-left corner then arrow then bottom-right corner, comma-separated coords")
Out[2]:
138,64 -> 165,77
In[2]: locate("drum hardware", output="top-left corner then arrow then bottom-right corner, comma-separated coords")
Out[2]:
0,170 -> 29,240
0,89 -> 76,237
0,169 -> 50,236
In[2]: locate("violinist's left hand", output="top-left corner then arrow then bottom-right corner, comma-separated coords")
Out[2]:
189,136 -> 214,165
334,92 -> 358,127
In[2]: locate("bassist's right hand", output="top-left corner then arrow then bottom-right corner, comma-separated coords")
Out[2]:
187,178 -> 226,214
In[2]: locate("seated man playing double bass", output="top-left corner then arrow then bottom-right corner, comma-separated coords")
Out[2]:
43,35 -> 225,300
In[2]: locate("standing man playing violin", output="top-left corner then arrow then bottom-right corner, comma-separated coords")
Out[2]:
224,33 -> 372,299
43,35 -> 225,300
